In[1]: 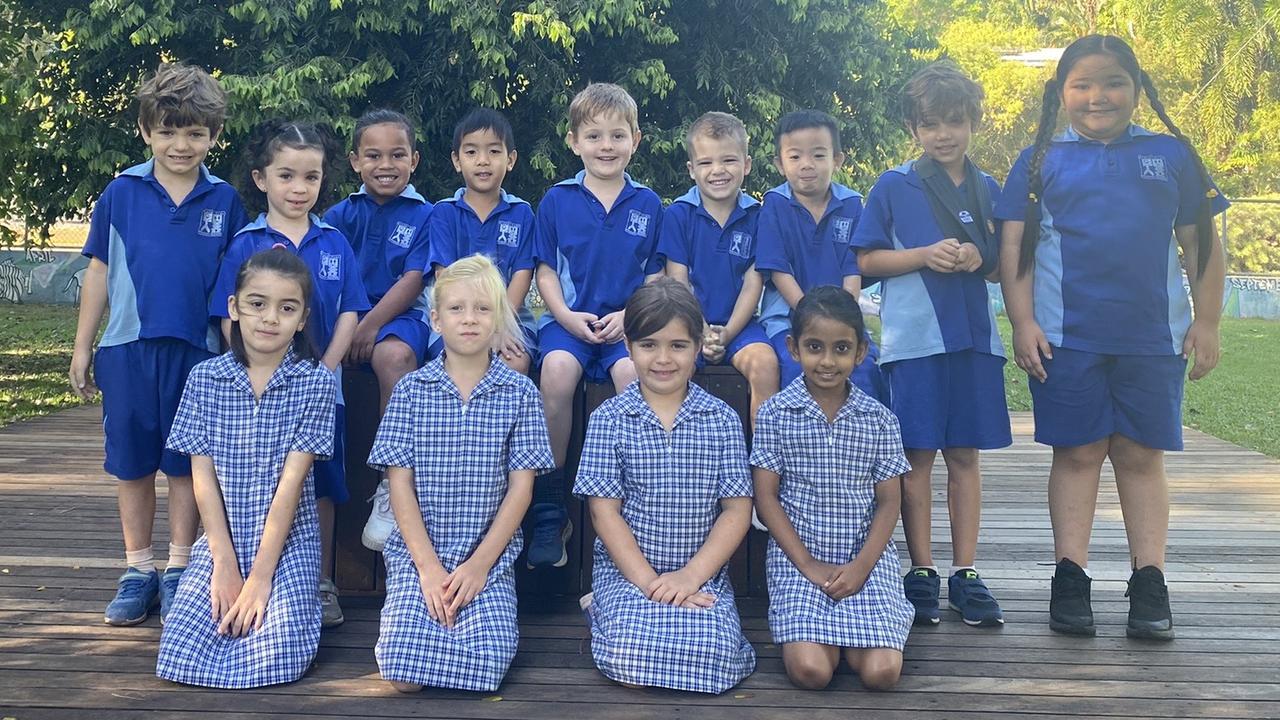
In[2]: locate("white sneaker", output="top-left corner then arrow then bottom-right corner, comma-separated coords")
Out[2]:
361,479 -> 396,552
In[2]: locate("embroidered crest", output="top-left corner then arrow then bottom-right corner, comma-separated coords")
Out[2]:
1139,155 -> 1168,181
197,209 -> 226,237
958,210 -> 974,224
318,251 -> 341,281
388,222 -> 416,248
625,210 -> 651,237
832,217 -> 853,244
497,220 -> 520,247
728,231 -> 752,258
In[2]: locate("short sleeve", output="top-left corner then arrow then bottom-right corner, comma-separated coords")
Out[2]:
83,184 -> 114,262
869,410 -> 912,484
840,199 -> 864,277
748,400 -> 785,475
165,369 -> 211,457
994,148 -> 1033,221
426,204 -> 458,270
715,412 -> 752,499
850,177 -> 894,252
753,196 -> 791,275
573,406 -> 623,498
289,366 -> 336,459
656,205 -> 692,267
511,207 -> 537,272
506,382 -> 555,472
532,192 -> 559,267
403,206 -> 434,273
209,239 -> 253,319
1175,149 -> 1230,225
226,195 -> 250,240
367,376 -> 417,471
338,241 -> 372,314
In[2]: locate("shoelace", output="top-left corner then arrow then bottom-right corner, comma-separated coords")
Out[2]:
367,485 -> 392,514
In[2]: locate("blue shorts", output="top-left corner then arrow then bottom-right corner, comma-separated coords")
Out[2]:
96,338 -> 213,480
698,319 -> 770,368
428,326 -> 539,367
313,403 -> 348,503
538,320 -> 630,383
1030,347 -> 1187,451
770,330 -> 890,406
884,350 -> 1012,450
375,313 -> 431,367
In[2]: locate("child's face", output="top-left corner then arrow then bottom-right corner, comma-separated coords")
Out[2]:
138,121 -> 218,181
350,122 -> 418,202
430,279 -> 496,360
786,315 -> 868,394
568,112 -> 640,183
774,127 -> 844,200
228,271 -> 308,359
1061,52 -> 1138,143
910,110 -> 973,169
452,128 -> 516,196
253,147 -> 325,222
627,318 -> 700,399
687,134 -> 751,204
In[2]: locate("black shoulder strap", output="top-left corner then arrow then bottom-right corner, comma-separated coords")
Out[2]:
914,155 -> 999,275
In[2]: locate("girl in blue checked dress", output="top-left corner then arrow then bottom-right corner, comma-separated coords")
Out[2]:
157,248 -> 337,688
752,285 -> 913,691
574,277 -> 756,694
368,254 -> 554,693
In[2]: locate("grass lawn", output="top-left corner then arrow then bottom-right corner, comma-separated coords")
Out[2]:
0,304 -> 88,426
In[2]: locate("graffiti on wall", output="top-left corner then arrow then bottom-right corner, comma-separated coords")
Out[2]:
0,249 -> 89,305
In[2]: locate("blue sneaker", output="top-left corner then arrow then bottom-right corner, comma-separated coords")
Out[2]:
526,503 -> 572,569
159,567 -> 184,624
948,569 -> 1004,626
903,567 -> 941,626
103,568 -> 160,626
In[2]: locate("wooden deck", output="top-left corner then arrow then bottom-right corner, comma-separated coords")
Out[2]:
2,405 -> 1279,719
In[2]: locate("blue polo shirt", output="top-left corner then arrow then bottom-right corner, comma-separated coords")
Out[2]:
656,187 -> 760,326
995,124 -> 1229,356
83,160 -> 248,351
320,185 -> 433,305
851,161 -> 1005,364
210,214 -> 371,355
532,171 -> 663,327
755,181 -> 864,337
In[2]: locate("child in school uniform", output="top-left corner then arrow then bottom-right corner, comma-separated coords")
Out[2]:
427,108 -> 538,374
852,62 -> 1011,627
529,82 -> 664,569
997,35 -> 1227,640
157,248 -> 337,688
658,111 -> 779,427
211,121 -> 369,628
575,278 -> 756,693
70,63 -> 248,626
752,286 -> 914,691
755,110 -> 887,404
369,255 -> 554,693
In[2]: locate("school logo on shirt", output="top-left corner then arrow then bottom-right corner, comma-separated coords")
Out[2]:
497,220 -> 520,248
197,210 -> 226,238
728,231 -> 752,259
1139,155 -> 1169,182
318,251 -> 341,281
832,217 -> 853,244
625,210 -> 651,237
388,222 -> 416,248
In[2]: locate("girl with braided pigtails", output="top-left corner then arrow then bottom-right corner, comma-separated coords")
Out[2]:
995,35 -> 1227,641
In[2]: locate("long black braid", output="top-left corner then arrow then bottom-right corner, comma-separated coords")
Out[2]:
1018,79 -> 1063,277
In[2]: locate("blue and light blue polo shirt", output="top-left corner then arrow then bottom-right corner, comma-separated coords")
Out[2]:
995,124 -> 1229,356
209,214 -> 371,355
656,187 -> 760,326
755,181 -> 864,338
321,185 -> 433,307
83,160 -> 248,352
532,171 -> 663,327
851,161 -> 1005,365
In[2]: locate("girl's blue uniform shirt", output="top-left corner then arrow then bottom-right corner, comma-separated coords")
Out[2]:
84,160 -> 248,352
851,162 -> 1005,364
321,185 -> 433,306
656,187 -> 760,326
532,171 -> 663,328
996,125 -> 1229,356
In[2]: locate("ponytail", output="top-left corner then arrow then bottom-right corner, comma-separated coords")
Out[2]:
1019,79 -> 1062,277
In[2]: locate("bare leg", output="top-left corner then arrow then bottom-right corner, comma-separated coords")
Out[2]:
730,342 -> 779,431
371,338 -> 418,415
164,474 -> 199,549
118,474 -> 158,552
844,647 -> 903,691
1108,434 -> 1169,569
539,351 -> 584,467
782,642 -> 841,690
941,448 -> 981,567
900,448 -> 938,567
608,356 -> 637,393
1048,439 -> 1110,566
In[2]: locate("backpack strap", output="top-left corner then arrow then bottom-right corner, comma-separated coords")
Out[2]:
914,155 -> 999,276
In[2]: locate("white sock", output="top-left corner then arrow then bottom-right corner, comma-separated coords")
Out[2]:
911,565 -> 939,574
125,546 -> 155,574
951,565 -> 976,577
166,543 -> 192,570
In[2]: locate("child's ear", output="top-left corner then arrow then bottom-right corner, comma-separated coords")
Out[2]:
451,151 -> 463,174
785,333 -> 801,363
906,121 -> 920,143
208,126 -> 222,146
630,130 -> 642,150
834,150 -> 846,168
409,149 -> 420,172
429,308 -> 440,333
743,155 -> 753,177
687,160 -> 695,181
226,294 -> 239,321
348,150 -> 361,173
565,131 -> 580,156
251,168 -> 268,193
772,154 -> 784,175
506,149 -> 518,172
854,334 -> 870,366
137,121 -> 152,143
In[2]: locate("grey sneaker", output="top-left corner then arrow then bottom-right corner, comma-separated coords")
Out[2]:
319,577 -> 344,628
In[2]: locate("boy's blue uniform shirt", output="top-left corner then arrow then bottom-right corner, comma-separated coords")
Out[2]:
210,214 -> 371,355
851,161 -> 1005,365
83,160 -> 248,352
995,124 -> 1229,356
321,184 -> 433,309
656,187 -> 760,326
532,171 -> 663,328
755,181 -> 864,338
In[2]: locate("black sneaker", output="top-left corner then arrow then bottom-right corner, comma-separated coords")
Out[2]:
903,567 -> 940,626
1126,565 -> 1174,641
1049,558 -> 1095,637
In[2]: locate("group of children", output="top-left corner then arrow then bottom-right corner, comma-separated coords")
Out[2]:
70,32 -> 1225,694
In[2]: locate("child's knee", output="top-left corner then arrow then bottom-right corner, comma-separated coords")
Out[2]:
736,345 -> 779,382
1054,440 -> 1110,472
784,654 -> 835,690
858,655 -> 902,691
540,352 -> 582,397
372,339 -> 417,376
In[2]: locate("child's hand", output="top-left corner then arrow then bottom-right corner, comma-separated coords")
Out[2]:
595,311 -> 625,343
1183,318 -> 1221,380
68,348 -> 97,400
800,558 -> 841,590
1012,322 -> 1053,383
924,238 -> 964,273
702,324 -> 726,363
496,334 -> 527,364
679,591 -> 718,609
822,561 -> 870,601
646,568 -> 706,607
564,311 -> 602,343
218,573 -> 271,637
345,318 -> 380,366
702,344 -> 726,364
209,560 -> 244,624
418,564 -> 454,628
955,243 -> 983,273
441,558 -> 489,617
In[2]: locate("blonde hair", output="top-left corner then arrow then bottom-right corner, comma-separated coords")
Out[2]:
432,254 -> 523,355
137,63 -> 227,133
568,83 -> 639,133
685,111 -> 748,156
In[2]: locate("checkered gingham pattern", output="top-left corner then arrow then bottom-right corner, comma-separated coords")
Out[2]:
367,356 -> 554,691
156,351 -> 336,688
750,376 -> 915,649
574,382 -> 756,694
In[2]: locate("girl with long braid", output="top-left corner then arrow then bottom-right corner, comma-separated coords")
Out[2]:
995,35 -> 1227,641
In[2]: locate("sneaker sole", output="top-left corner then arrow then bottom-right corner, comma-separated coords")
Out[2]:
322,616 -> 346,629
912,614 -> 941,627
1126,624 -> 1174,641
949,602 -> 1004,626
104,597 -> 158,627
361,527 -> 389,553
527,519 -> 574,570
1049,618 -> 1097,637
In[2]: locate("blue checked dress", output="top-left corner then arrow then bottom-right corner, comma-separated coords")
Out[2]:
368,356 -> 554,692
574,382 -> 756,694
750,378 -> 914,649
156,352 -> 336,688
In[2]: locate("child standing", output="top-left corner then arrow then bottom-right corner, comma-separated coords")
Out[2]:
752,286 -> 913,691
211,121 -> 369,628
659,111 -> 779,427
852,62 -> 1010,627
70,63 -> 248,626
529,83 -> 664,569
428,108 -> 537,374
997,35 -> 1227,640
369,255 -> 554,692
575,278 -> 755,693
157,248 -> 337,688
